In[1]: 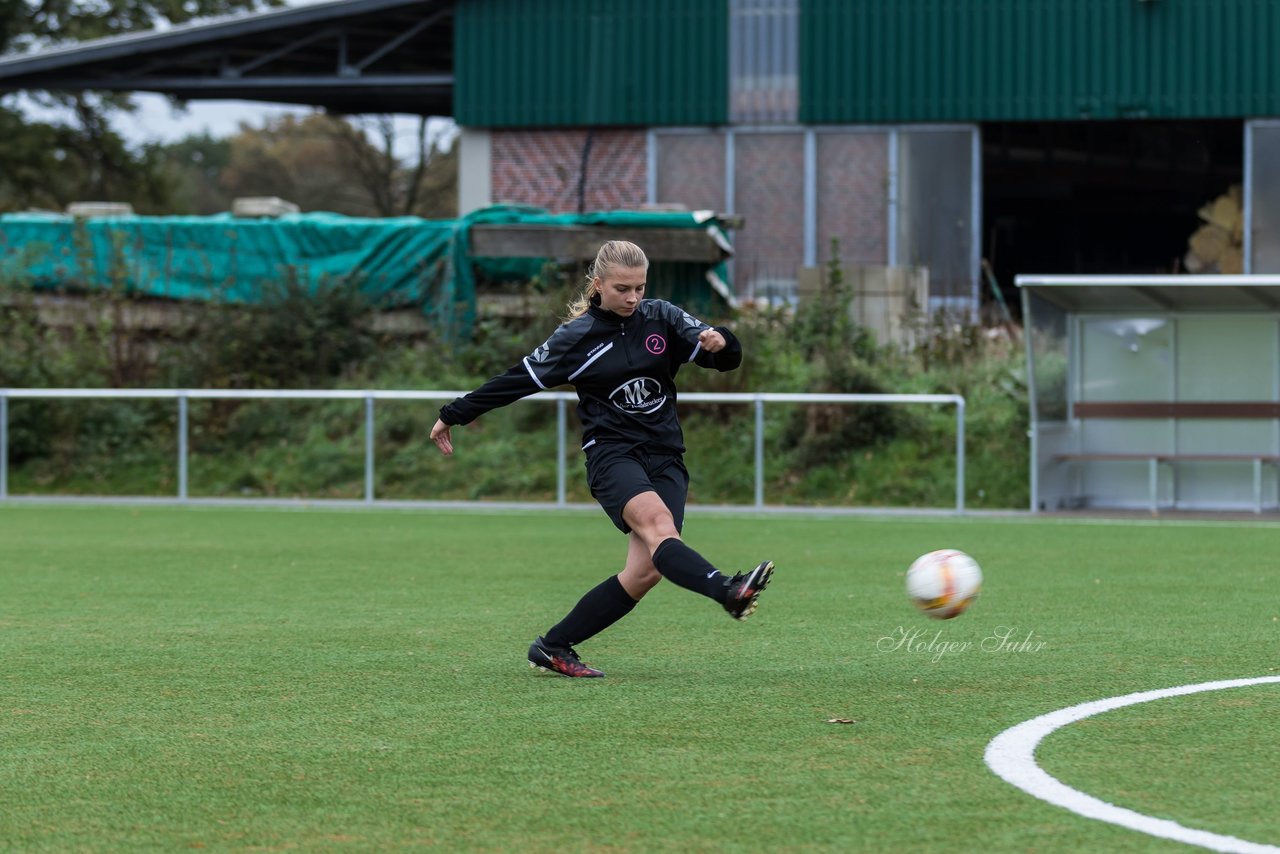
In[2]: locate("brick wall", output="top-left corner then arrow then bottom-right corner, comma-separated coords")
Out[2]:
816,131 -> 890,265
654,133 -> 724,213
488,126 -> 893,298
733,133 -> 805,292
491,129 -> 648,213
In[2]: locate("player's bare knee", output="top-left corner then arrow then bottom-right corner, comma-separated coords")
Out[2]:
640,522 -> 679,553
627,509 -> 678,547
634,568 -> 662,592
619,564 -> 662,599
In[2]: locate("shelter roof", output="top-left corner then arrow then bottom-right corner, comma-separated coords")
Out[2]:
0,0 -> 452,115
1015,275 -> 1280,313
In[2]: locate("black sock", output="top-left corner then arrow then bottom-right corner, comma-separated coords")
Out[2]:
544,575 -> 638,648
651,538 -> 729,603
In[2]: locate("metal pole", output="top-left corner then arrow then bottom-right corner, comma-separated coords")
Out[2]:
0,392 -> 7,500
556,398 -> 567,506
1021,285 -> 1039,512
803,129 -> 817,267
887,128 -> 899,266
969,125 -> 982,324
1244,121 -> 1254,274
955,397 -> 966,513
1254,458 -> 1262,514
364,394 -> 375,504
1148,458 -> 1158,515
645,129 -> 658,206
754,397 -> 765,508
724,130 -> 736,216
177,393 -> 188,501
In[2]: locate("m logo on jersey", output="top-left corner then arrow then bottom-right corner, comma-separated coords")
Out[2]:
530,339 -> 552,363
609,377 -> 667,414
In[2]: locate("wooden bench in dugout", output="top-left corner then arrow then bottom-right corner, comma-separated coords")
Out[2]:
1053,402 -> 1280,514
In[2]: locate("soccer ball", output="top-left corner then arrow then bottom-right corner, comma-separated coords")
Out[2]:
906,549 -> 982,619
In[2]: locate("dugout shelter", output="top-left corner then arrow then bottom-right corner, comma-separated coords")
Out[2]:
1019,274 -> 1280,514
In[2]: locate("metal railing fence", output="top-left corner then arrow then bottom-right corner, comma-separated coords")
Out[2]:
0,389 -> 966,511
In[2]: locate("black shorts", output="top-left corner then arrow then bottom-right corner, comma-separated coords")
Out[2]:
584,443 -> 689,535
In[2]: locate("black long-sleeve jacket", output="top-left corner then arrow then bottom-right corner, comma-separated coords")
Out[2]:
439,299 -> 742,455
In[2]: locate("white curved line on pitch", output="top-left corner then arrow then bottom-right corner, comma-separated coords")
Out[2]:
985,676 -> 1280,854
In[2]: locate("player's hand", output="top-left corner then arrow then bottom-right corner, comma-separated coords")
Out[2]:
430,418 -> 454,456
698,328 -> 726,352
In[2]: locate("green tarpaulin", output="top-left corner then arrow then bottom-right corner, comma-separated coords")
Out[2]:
0,205 -> 733,339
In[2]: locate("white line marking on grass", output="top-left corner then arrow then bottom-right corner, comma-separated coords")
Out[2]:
985,676 -> 1280,853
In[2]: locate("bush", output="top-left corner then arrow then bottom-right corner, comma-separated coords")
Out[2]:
171,271 -> 379,389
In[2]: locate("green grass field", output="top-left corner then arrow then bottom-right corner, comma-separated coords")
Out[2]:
2,504 -> 1278,852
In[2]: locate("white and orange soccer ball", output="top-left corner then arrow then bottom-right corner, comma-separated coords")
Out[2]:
905,549 -> 982,619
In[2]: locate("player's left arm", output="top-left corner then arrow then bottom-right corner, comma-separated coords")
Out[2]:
656,300 -> 743,372
692,325 -> 742,372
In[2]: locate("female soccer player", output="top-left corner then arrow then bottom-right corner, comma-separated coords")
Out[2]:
430,239 -> 774,677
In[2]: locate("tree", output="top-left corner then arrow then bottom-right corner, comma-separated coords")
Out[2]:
328,114 -> 458,218
151,133 -> 235,216
0,0 -> 281,212
216,113 -> 458,219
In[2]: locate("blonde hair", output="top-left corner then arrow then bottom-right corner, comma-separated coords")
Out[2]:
564,240 -> 650,321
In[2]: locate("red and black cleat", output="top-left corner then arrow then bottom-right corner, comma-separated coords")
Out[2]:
528,636 -> 605,678
723,560 -> 775,621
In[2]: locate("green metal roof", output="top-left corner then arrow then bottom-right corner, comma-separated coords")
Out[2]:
802,0 -> 1280,124
455,0 -> 727,127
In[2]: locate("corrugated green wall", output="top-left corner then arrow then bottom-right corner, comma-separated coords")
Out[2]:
455,0 -> 727,127
458,0 -> 1279,128
802,0 -> 1280,123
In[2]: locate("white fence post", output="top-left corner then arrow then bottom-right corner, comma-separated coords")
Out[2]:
956,397 -> 966,513
754,396 -> 766,507
0,391 -> 7,500
177,392 -> 189,502
364,394 -> 376,504
556,398 -> 567,507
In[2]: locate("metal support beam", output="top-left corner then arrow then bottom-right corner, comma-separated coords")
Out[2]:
338,30 -> 352,76
227,27 -> 340,77
352,10 -> 446,72
31,74 -> 454,91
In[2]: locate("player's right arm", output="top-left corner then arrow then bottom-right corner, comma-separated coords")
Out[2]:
432,319 -> 589,455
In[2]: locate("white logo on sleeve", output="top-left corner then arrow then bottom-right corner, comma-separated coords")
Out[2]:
609,377 -> 667,414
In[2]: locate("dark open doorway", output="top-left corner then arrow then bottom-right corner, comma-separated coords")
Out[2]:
981,119 -> 1243,317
